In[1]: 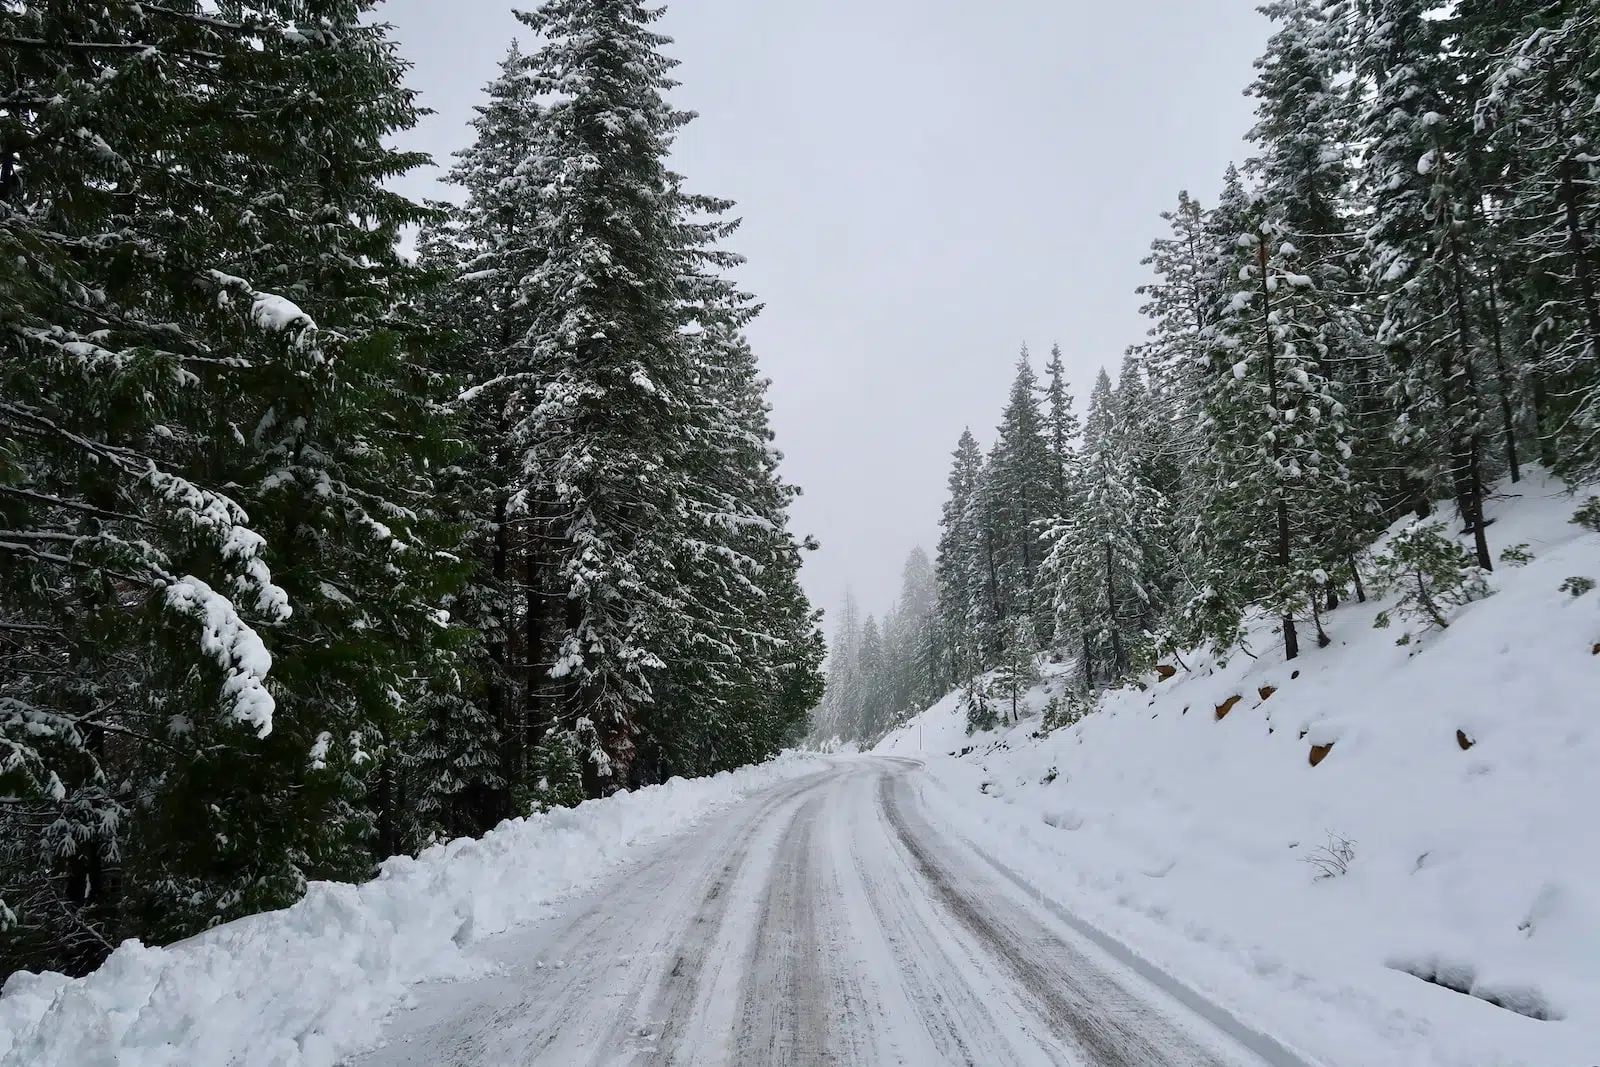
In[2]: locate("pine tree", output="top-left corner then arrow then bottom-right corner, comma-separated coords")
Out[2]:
1197,205 -> 1358,660
934,430 -> 988,680
1350,0 -> 1496,569
1041,344 -> 1082,516
1475,4 -> 1600,478
989,351 -> 1055,637
812,591 -> 863,744
1247,0 -> 1387,593
993,613 -> 1041,723
0,0 -> 456,970
503,0 -> 708,794
1043,370 -> 1158,683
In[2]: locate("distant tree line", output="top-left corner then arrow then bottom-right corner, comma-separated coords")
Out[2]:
0,0 -> 822,980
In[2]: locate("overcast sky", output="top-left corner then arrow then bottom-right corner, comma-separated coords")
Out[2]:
379,0 -> 1272,629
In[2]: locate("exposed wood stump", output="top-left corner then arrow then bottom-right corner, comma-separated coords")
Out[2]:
1457,729 -> 1475,751
1215,694 -> 1242,721
1155,664 -> 1177,681
1309,742 -> 1334,767
1258,685 -> 1277,701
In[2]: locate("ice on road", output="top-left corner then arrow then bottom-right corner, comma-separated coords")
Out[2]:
354,758 -> 1304,1067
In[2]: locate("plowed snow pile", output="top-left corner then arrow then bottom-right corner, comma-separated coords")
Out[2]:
0,754 -> 825,1067
880,471 -> 1600,1067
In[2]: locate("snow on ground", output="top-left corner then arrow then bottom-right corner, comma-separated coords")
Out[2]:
0,753 -> 825,1067
879,469 -> 1600,1067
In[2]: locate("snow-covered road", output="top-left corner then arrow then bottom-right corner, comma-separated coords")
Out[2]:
352,757 -> 1309,1067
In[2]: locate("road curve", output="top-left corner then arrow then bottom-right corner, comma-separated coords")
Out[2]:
350,757 -> 1297,1067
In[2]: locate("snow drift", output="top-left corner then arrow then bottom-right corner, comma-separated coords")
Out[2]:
879,471 -> 1600,1067
0,753 -> 825,1067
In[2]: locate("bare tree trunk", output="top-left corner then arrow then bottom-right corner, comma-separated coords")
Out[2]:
1105,541 -> 1128,676
1484,264 -> 1520,482
1444,224 -> 1493,571
1259,242 -> 1300,661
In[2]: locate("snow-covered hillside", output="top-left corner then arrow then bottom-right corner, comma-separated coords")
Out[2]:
878,472 -> 1600,1067
0,755 -> 825,1067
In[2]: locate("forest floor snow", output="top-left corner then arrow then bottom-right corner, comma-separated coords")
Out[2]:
0,753 -> 826,1067
878,469 -> 1600,1067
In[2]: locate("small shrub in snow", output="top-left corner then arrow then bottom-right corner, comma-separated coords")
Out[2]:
1572,497 -> 1600,533
1498,543 -> 1534,567
1304,832 -> 1356,880
963,678 -> 999,735
1041,690 -> 1093,733
1372,520 -> 1492,638
992,615 -> 1042,722
1559,576 -> 1596,598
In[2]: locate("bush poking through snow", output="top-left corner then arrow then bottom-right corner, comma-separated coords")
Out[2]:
1041,691 -> 1092,734
963,678 -> 999,736
1372,520 -> 1492,638
1572,497 -> 1600,533
1498,543 -> 1534,567
1559,576 -> 1596,598
1304,832 -> 1356,880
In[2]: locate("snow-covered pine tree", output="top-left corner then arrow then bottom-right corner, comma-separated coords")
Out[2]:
408,215 -> 507,840
890,546 -> 940,720
421,41 -> 554,819
1041,344 -> 1083,518
117,0 -> 467,939
505,0 -> 707,794
854,616 -> 887,739
1042,369 -> 1158,684
1126,191 -> 1221,610
1349,0 -> 1496,569
1112,354 -> 1181,631
650,281 -> 823,776
989,351 -> 1056,640
992,613 -> 1041,723
1474,3 -> 1600,479
812,591 -> 863,743
1196,202 -> 1358,661
1,0 -> 452,971
971,443 -> 1009,664
1247,0 -> 1386,595
934,429 -> 989,681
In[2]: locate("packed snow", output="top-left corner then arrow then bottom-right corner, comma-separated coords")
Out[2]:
0,753 -> 825,1067
879,469 -> 1600,1067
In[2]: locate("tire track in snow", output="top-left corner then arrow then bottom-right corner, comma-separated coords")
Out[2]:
881,772 -> 1255,1067
641,776 -> 838,1064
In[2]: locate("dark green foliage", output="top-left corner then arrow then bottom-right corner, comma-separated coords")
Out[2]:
962,679 -> 999,736
1372,521 -> 1493,637
1,0 -> 819,982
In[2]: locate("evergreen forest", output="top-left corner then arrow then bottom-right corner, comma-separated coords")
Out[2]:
0,0 -> 824,979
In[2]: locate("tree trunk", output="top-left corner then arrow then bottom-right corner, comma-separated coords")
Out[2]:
1556,108 -> 1600,375
488,493 -> 512,822
1104,541 -> 1127,676
1259,241 -> 1300,661
1443,220 -> 1492,571
1484,264 -> 1520,482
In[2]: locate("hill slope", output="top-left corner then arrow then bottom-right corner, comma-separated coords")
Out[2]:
878,471 -> 1600,1067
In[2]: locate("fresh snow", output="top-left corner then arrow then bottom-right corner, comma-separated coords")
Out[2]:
879,469 -> 1600,1067
0,753 -> 825,1067
249,293 -> 316,334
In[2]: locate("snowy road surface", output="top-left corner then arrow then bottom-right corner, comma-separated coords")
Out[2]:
352,757 -> 1308,1067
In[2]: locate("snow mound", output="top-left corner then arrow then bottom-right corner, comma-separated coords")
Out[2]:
0,753 -> 825,1067
879,470 -> 1600,1067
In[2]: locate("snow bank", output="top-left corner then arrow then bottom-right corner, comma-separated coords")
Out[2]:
0,753 -> 825,1067
880,470 -> 1600,1067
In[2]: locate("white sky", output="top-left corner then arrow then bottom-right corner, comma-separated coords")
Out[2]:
378,0 -> 1271,630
